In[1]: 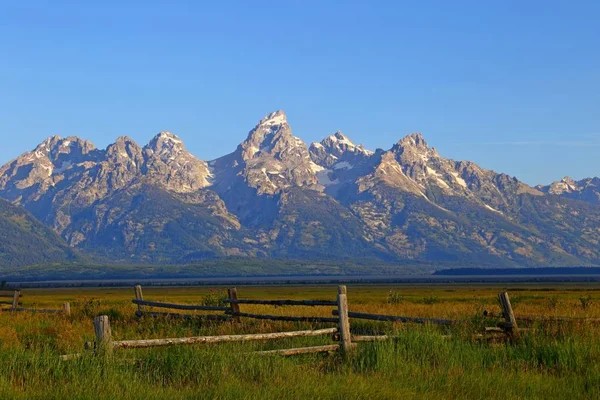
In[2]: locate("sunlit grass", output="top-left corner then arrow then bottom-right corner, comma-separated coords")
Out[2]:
1,284 -> 600,399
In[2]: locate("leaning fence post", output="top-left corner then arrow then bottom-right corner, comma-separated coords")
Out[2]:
94,315 -> 113,355
228,288 -> 240,322
337,286 -> 353,353
134,285 -> 144,314
63,302 -> 71,316
12,290 -> 20,309
498,292 -> 519,338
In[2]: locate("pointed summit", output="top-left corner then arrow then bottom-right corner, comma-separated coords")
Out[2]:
310,130 -> 373,168
106,136 -> 142,164
397,133 -> 428,149
241,110 -> 302,161
145,131 -> 187,162
257,110 -> 287,127
147,131 -> 185,150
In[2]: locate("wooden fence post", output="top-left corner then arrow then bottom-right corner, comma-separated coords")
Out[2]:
12,290 -> 20,309
63,302 -> 71,316
228,288 -> 240,322
134,285 -> 144,313
94,315 -> 113,355
498,292 -> 519,338
337,286 -> 352,353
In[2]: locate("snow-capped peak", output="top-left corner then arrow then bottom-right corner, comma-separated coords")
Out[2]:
321,131 -> 372,155
258,110 -> 287,127
328,131 -> 355,146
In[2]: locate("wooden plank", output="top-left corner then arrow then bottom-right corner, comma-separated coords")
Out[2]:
520,315 -> 600,323
94,315 -> 113,355
226,311 -> 338,323
337,286 -> 352,353
225,299 -> 337,306
484,327 -> 505,333
228,288 -> 240,323
484,310 -> 600,323
113,328 -> 338,349
3,307 -> 63,313
136,311 -> 230,321
352,335 -> 389,342
498,292 -> 519,337
333,333 -> 390,342
132,299 -> 229,311
63,302 -> 71,316
253,344 -> 340,356
332,310 -> 456,326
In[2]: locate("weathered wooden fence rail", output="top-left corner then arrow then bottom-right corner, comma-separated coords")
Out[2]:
132,285 -> 230,320
0,290 -> 70,315
224,311 -> 338,323
109,327 -> 338,350
225,299 -> 337,306
133,284 -> 340,324
332,310 -> 457,326
133,299 -> 229,312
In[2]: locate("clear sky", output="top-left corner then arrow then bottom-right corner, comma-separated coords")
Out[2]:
1,1 -> 598,185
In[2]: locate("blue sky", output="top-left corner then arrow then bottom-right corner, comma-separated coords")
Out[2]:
1,1 -> 598,185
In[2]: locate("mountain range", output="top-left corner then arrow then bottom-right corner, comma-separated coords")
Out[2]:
1,110 -> 599,269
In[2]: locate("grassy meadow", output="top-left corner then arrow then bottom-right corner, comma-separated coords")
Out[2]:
1,284 -> 600,399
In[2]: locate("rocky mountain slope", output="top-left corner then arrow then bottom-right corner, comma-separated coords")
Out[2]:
537,177 -> 600,205
0,198 -> 79,267
1,110 -> 599,267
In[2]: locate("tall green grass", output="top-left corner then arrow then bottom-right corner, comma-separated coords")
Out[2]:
1,327 -> 599,399
2,285 -> 600,399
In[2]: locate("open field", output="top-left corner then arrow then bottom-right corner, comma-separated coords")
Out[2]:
2,284 -> 600,399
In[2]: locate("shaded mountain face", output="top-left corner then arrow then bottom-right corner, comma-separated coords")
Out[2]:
537,177 -> 600,205
0,198 -> 80,267
1,110 -> 600,267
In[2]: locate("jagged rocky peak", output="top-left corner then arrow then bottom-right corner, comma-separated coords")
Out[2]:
537,176 -> 600,204
214,110 -> 318,195
0,135 -> 101,197
397,132 -> 428,148
310,130 -> 373,169
259,110 -> 288,127
547,177 -> 578,194
322,130 -> 373,155
390,132 -> 441,166
143,131 -> 211,192
240,110 -> 305,161
32,135 -> 98,163
146,131 -> 186,159
394,133 -> 433,154
105,136 -> 143,168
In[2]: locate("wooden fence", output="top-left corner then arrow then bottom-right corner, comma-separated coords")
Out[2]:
0,290 -> 21,309
0,290 -> 71,315
132,285 -> 230,320
59,285 -> 353,360
61,288 -> 600,361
